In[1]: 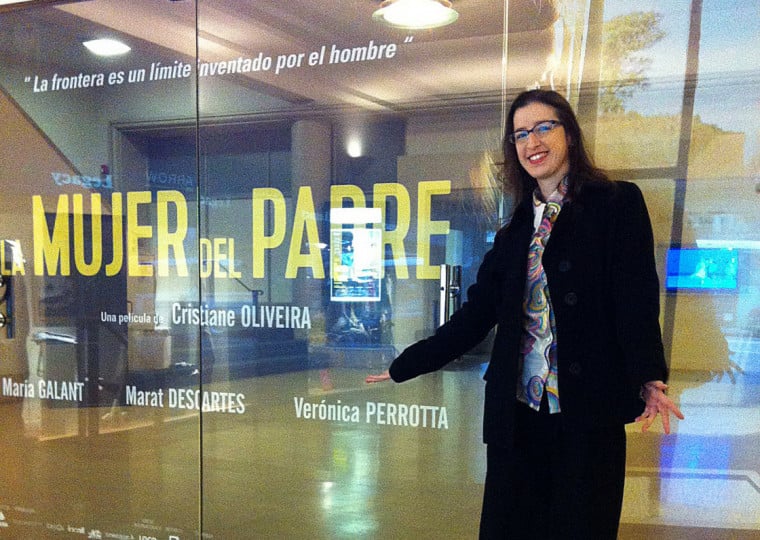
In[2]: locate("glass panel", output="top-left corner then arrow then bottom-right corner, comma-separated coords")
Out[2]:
595,0 -> 691,169
612,1 -> 760,536
657,4 -> 760,521
194,1 -> 514,536
0,1 -> 202,537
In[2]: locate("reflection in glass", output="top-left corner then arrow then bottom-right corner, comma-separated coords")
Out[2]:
0,0 -> 758,537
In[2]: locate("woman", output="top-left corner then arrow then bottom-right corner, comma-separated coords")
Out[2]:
366,89 -> 684,539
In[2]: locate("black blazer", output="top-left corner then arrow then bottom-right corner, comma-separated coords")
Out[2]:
389,180 -> 669,446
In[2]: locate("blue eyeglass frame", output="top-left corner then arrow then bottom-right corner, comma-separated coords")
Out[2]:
508,120 -> 562,144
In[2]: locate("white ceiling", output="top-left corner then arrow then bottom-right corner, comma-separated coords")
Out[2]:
30,0 -> 557,113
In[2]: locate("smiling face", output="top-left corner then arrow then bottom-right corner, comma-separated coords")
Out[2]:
512,102 -> 571,196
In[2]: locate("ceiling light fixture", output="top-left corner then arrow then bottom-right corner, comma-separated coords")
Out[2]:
83,38 -> 131,57
373,0 -> 459,30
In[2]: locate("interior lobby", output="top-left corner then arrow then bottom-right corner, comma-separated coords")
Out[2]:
0,0 -> 759,538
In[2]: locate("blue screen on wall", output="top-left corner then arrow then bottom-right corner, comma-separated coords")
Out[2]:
665,248 -> 738,291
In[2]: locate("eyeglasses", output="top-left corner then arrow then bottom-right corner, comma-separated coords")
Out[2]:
508,120 -> 562,144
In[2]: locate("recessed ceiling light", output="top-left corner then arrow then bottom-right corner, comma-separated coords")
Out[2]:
83,38 -> 131,57
373,0 -> 459,30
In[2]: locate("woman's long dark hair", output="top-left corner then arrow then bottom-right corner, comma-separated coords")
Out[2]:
501,89 -> 609,205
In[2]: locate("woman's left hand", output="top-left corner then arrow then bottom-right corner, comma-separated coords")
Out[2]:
635,380 -> 685,434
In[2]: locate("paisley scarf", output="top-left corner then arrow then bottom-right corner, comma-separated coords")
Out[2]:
517,176 -> 569,412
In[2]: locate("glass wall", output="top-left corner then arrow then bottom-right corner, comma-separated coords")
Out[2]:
0,0 -> 203,537
0,0 -> 758,538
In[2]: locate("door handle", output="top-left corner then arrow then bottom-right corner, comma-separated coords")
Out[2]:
438,264 -> 462,327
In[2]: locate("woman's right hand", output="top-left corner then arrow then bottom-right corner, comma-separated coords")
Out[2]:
365,370 -> 391,384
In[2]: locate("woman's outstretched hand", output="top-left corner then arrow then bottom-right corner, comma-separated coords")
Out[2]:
635,380 -> 685,434
365,370 -> 391,384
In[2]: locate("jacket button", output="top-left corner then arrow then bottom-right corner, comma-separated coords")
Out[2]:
558,260 -> 571,272
569,362 -> 582,376
564,292 -> 578,306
